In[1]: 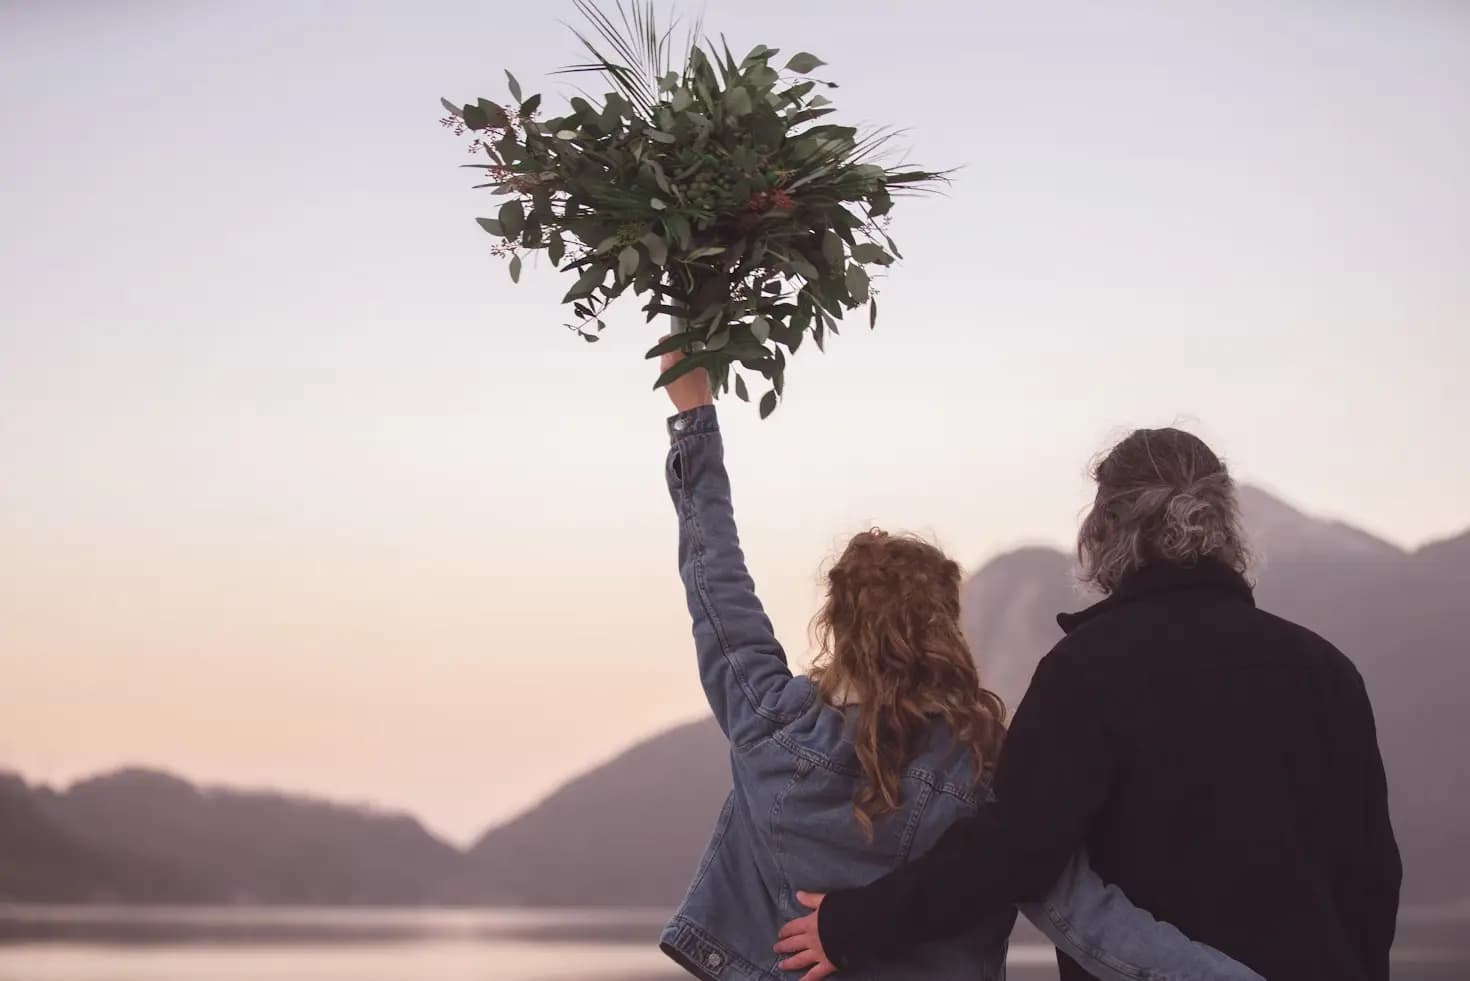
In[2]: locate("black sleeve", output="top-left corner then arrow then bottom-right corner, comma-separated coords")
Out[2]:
818,643 -> 1116,969
1347,670 -> 1401,981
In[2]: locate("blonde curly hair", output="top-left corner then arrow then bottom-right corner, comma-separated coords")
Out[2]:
809,529 -> 1007,840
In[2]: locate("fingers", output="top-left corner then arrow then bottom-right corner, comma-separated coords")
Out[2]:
778,949 -> 821,971
777,913 -> 815,940
776,904 -> 829,975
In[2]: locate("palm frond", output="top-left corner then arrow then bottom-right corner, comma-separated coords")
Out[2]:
560,0 -> 684,117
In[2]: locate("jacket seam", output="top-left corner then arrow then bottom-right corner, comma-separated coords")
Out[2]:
677,437 -> 790,743
734,682 -> 819,755
769,729 -> 977,806
769,761 -> 807,923
685,793 -> 735,897
1041,902 -> 1156,981
662,915 -> 772,979
895,780 -> 932,863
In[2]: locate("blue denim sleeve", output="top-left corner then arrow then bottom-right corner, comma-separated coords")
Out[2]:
665,405 -> 808,748
1019,852 -> 1264,981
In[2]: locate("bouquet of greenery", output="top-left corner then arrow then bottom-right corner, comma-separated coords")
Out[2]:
441,1 -> 947,416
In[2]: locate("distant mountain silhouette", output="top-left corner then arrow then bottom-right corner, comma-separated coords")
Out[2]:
468,721 -> 731,906
1,487 -> 1464,908
0,772 -> 115,902
0,768 -> 473,904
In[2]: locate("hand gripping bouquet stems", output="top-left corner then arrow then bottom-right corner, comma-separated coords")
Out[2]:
441,1 -> 948,417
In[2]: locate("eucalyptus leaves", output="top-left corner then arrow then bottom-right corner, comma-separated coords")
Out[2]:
441,1 -> 945,416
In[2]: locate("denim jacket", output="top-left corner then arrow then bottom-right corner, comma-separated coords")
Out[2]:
659,406 -> 1261,981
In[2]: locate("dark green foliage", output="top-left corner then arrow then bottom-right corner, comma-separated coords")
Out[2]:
443,1 -> 947,415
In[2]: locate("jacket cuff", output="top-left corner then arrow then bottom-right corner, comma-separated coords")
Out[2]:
667,403 -> 719,443
817,888 -> 865,971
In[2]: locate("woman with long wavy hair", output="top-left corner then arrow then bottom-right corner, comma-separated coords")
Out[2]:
654,353 -> 1258,981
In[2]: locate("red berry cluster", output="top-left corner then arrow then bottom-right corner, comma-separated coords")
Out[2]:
746,189 -> 795,212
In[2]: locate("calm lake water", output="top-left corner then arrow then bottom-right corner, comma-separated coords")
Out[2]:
0,904 -> 1465,980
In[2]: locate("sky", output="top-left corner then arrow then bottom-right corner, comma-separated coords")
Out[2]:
1,0 -> 1467,845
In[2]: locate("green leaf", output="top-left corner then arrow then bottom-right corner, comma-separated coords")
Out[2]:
650,197 -> 667,211
596,101 -> 623,133
547,233 -> 565,266
759,391 -> 779,418
750,110 -> 784,150
704,327 -> 730,351
851,243 -> 893,265
735,374 -> 750,402
785,52 -> 827,74
659,71 -> 679,93
648,162 -> 672,194
562,265 -> 606,302
869,186 -> 893,218
509,254 -> 522,283
644,334 -> 690,359
646,128 -> 677,143
498,200 -> 525,238
822,229 -> 844,271
809,94 -> 832,108
671,87 -> 693,112
788,106 -> 836,126
582,332 -> 600,343
476,217 -> 505,236
846,263 -> 870,304
519,93 -> 541,117
505,70 -> 523,103
750,315 -> 771,343
725,87 -> 753,116
869,296 -> 878,329
653,352 -> 708,390
556,129 -> 580,140
462,103 -> 489,130
618,245 -> 640,280
779,81 -> 815,105
685,245 -> 726,260
440,97 -> 462,117
495,129 -> 521,162
641,233 -> 668,267
781,253 -> 820,280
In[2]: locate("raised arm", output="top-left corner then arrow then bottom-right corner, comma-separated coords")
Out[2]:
1021,852 -> 1263,981
661,354 -> 808,748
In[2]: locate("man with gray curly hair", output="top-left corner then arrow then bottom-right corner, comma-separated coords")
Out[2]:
778,428 -> 1402,981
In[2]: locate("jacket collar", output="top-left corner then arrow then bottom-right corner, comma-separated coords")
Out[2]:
1056,558 -> 1255,635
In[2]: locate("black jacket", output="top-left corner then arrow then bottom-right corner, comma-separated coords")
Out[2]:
818,559 -> 1402,980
